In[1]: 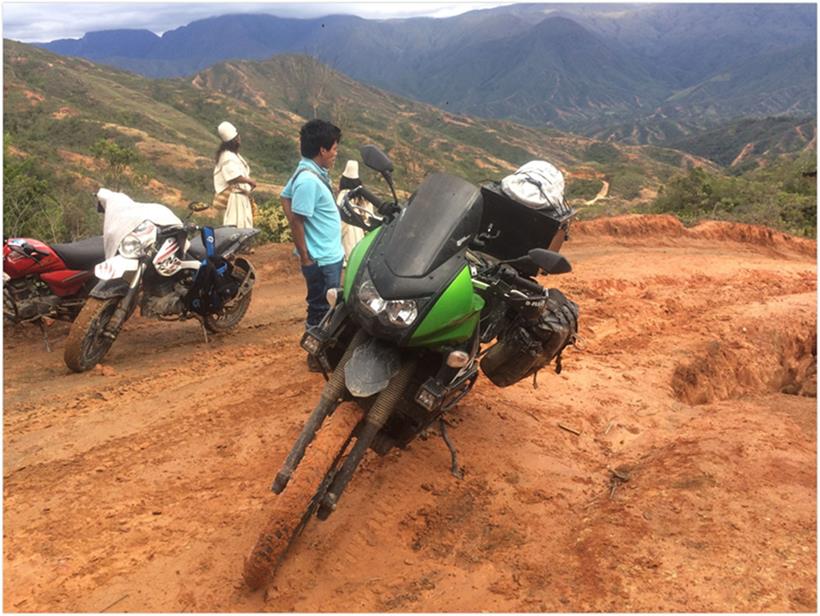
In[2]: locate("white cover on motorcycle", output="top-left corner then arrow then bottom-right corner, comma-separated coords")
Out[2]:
500,160 -> 566,211
97,188 -> 183,259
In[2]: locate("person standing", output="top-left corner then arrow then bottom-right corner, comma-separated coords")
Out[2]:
336,160 -> 374,264
213,121 -> 256,229
280,119 -> 344,370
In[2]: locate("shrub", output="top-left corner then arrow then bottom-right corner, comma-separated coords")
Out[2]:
584,142 -> 622,165
565,178 -> 601,200
255,197 -> 292,243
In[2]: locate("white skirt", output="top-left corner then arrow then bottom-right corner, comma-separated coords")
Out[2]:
223,193 -> 253,229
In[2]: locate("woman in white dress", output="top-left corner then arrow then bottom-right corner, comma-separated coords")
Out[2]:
335,160 -> 374,263
213,121 -> 256,228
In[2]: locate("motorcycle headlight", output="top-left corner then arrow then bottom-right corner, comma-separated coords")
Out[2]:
357,279 -> 418,328
119,220 -> 158,258
119,234 -> 143,258
358,280 -> 386,315
385,299 -> 418,327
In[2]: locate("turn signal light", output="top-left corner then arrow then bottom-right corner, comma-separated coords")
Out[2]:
446,351 -> 470,368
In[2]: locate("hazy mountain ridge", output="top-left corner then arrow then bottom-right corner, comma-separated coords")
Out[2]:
34,4 -> 816,139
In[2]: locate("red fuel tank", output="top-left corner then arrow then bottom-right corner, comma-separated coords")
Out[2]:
4,238 -> 67,277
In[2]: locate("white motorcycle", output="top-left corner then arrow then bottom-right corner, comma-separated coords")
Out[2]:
64,189 -> 258,372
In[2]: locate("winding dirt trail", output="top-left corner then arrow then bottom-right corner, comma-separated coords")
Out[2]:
4,215 -> 816,612
584,179 -> 609,205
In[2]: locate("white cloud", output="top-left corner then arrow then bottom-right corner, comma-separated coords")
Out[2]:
2,2 -> 518,42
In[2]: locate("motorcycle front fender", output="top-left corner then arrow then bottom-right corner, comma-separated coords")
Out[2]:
90,278 -> 131,299
94,255 -> 139,281
344,336 -> 402,398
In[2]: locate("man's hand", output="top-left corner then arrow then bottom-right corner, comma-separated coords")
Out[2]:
288,210 -> 313,267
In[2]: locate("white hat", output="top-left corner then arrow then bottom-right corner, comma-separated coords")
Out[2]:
342,160 -> 359,180
217,121 -> 238,142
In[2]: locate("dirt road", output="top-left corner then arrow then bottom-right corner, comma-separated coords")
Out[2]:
4,215 -> 816,612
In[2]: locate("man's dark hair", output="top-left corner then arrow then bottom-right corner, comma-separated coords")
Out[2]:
300,119 -> 341,158
215,137 -> 240,164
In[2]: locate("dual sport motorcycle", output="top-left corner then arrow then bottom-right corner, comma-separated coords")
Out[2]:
63,188 -> 258,372
243,146 -> 579,588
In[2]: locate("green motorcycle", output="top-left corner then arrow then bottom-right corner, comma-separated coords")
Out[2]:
244,146 -> 579,589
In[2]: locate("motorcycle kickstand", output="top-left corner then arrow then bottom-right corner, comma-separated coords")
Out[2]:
198,319 -> 209,345
438,418 -> 463,480
38,318 -> 52,353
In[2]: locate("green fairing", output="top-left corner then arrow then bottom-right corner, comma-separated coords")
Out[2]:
343,227 -> 381,301
409,266 -> 485,347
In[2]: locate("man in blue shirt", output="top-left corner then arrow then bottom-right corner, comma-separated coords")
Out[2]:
281,119 -> 344,370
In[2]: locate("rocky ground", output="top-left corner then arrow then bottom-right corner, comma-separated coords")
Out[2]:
4,215 -> 816,612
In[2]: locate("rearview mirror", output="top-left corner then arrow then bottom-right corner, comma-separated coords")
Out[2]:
188,201 -> 210,212
528,249 -> 572,275
360,145 -> 394,174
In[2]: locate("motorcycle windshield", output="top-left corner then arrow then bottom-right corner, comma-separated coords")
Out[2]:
98,189 -> 183,259
385,173 -> 482,277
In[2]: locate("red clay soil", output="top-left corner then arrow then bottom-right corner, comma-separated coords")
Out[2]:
3,215 -> 816,612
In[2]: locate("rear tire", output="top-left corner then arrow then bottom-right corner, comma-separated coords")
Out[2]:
63,297 -> 119,372
204,262 -> 252,333
243,402 -> 363,590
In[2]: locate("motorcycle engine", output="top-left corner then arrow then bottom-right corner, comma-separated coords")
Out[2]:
141,280 -> 188,318
5,279 -> 60,322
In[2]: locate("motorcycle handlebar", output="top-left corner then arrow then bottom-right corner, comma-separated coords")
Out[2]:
356,186 -> 385,212
500,267 -> 545,295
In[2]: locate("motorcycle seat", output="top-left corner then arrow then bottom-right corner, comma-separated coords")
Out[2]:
187,226 -> 257,260
51,236 -> 105,271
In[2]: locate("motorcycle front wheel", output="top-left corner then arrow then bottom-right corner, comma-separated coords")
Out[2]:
243,402 -> 363,590
63,297 -> 119,372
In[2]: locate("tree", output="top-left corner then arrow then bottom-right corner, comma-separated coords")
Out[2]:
90,139 -> 140,190
3,136 -> 58,240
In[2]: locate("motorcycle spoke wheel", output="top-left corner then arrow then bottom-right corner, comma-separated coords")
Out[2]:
63,297 -> 119,372
203,292 -> 252,333
204,263 -> 252,333
243,402 -> 363,590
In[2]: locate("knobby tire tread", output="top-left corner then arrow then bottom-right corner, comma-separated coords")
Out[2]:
63,297 -> 118,373
243,402 -> 363,590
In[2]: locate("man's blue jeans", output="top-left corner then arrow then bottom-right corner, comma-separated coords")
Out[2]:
301,259 -> 343,328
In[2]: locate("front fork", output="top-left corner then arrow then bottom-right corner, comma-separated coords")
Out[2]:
102,263 -> 145,341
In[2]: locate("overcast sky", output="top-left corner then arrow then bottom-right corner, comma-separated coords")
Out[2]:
2,1 -> 519,42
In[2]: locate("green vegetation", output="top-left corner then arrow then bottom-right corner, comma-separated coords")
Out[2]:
565,178 -> 601,201
652,152 -> 816,237
254,194 -> 293,243
4,136 -> 101,241
609,169 -> 645,200
668,117 -> 816,169
584,142 -> 622,165
90,139 -> 142,190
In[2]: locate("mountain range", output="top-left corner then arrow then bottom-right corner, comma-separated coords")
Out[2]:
6,39 -> 715,212
35,3 -> 816,139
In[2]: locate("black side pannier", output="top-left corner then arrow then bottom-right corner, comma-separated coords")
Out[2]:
480,289 -> 579,387
475,182 -> 575,262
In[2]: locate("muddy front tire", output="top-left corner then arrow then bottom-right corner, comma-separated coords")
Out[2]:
243,402 -> 363,590
63,297 -> 120,372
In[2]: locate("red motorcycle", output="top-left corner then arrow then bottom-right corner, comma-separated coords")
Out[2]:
4,236 -> 105,345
